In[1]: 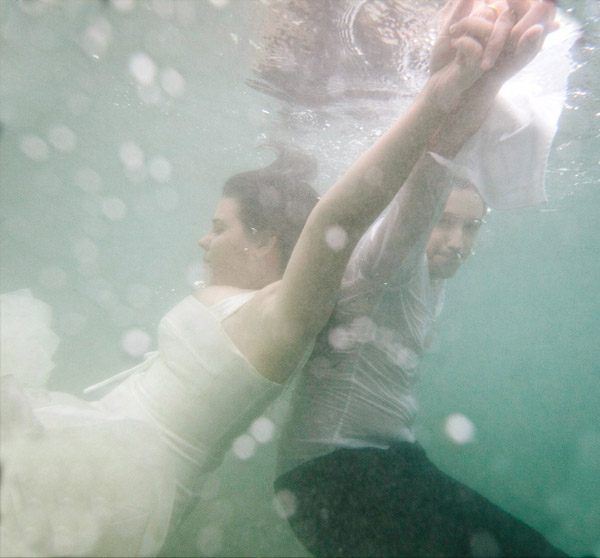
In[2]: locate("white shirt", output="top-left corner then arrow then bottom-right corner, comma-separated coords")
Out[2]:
277,191 -> 445,475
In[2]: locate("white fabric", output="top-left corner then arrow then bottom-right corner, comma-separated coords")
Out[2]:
0,290 -> 282,557
450,13 -> 581,209
277,15 -> 581,476
277,194 -> 445,475
0,289 -> 59,388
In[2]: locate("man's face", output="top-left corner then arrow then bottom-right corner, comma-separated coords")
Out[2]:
426,188 -> 486,279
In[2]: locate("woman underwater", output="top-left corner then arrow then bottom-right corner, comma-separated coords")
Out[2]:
0,1 -> 558,556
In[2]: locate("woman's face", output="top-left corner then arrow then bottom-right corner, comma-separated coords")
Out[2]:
198,197 -> 256,287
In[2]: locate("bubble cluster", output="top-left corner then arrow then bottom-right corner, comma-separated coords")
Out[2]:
328,326 -> 355,351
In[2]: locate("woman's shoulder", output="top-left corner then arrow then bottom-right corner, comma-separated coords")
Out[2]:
191,285 -> 248,306
191,282 -> 280,307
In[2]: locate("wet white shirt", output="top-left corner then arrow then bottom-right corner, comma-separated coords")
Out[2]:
277,189 -> 445,475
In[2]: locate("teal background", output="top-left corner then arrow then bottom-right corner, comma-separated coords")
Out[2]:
1,1 -> 598,556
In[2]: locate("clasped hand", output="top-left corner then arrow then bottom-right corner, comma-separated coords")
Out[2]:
428,0 -> 558,113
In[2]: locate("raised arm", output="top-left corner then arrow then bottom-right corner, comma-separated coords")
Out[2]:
273,0 -> 555,336
328,0 -> 560,300
272,1 -> 487,331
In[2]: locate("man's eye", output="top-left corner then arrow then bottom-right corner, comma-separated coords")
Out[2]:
466,220 -> 482,231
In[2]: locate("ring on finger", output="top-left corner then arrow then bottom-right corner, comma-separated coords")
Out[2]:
485,2 -> 501,17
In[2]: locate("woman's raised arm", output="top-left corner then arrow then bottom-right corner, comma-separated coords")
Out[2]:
272,0 -> 556,340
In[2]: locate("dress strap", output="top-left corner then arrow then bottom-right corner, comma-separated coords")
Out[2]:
209,291 -> 256,322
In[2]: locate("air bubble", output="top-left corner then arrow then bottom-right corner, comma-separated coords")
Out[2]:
119,142 -> 144,170
160,68 -> 185,97
82,18 -> 112,58
20,135 -> 49,162
209,0 -> 229,8
129,52 -> 157,86
48,126 -> 77,152
111,0 -> 136,13
328,326 -> 354,351
350,316 -> 377,343
101,197 -> 127,221
121,328 -> 151,357
444,413 -> 476,445
250,416 -> 275,443
325,225 -> 348,251
273,489 -> 297,519
148,156 -> 172,182
232,434 -> 256,460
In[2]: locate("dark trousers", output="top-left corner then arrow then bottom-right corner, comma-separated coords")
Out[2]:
275,443 -> 567,557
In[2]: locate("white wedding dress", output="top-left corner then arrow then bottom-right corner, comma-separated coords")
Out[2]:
0,289 -> 284,557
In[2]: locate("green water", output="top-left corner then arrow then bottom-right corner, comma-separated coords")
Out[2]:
0,1 -> 598,556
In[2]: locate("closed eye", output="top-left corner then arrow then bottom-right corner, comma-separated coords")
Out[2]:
212,219 -> 226,234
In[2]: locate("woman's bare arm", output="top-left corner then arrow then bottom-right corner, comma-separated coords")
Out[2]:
245,0 -> 557,382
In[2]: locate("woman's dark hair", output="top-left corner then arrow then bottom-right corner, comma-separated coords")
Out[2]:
223,145 -> 319,269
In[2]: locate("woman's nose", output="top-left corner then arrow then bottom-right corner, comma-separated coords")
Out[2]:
198,234 -> 210,250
